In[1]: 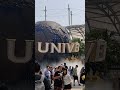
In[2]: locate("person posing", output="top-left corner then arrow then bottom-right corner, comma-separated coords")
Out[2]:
63,68 -> 72,90
53,66 -> 63,90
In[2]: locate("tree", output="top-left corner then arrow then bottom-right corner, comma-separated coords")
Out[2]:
71,38 -> 85,57
86,29 -> 120,76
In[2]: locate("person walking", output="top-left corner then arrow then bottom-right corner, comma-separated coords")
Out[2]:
71,67 -> 74,77
68,66 -> 72,76
73,65 -> 80,86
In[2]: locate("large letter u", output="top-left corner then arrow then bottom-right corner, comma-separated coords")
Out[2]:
7,39 -> 34,63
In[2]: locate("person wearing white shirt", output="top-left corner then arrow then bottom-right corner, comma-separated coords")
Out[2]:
35,72 -> 45,90
63,68 -> 72,90
35,63 -> 45,90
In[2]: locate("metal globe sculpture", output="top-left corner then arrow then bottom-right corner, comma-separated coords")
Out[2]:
35,21 -> 71,64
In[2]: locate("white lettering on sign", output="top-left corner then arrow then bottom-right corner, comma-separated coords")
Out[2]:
6,39 -> 80,63
37,42 -> 80,53
86,39 -> 107,62
95,40 -> 107,61
38,42 -> 49,53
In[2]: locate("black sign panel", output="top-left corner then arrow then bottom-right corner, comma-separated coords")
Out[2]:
0,1 -> 34,89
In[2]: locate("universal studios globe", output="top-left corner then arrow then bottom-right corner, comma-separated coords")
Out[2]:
35,21 -> 71,65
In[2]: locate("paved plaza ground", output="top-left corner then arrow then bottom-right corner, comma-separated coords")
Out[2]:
72,85 -> 85,90
86,79 -> 113,90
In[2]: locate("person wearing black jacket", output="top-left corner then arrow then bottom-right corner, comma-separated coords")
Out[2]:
53,66 -> 63,90
80,69 -> 85,85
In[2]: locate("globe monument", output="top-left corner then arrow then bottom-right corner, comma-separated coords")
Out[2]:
35,21 -> 72,66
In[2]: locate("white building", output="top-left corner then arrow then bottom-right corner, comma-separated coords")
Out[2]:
66,25 -> 85,43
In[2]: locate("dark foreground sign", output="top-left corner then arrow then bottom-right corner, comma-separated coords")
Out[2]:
0,1 -> 34,89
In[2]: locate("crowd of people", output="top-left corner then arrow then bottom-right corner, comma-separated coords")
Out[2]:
35,62 -> 85,90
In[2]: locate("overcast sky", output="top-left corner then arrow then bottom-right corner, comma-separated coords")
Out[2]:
35,0 -> 85,26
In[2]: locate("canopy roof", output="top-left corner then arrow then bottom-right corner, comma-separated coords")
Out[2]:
0,0 -> 34,8
86,0 -> 120,35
